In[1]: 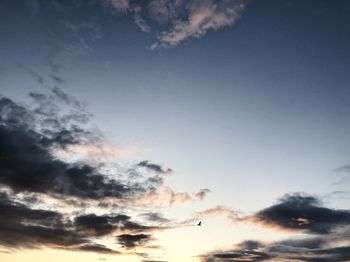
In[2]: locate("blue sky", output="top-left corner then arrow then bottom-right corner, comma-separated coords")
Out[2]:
1,1 -> 350,261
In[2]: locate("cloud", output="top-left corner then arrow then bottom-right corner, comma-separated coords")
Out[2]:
200,234 -> 350,262
334,165 -> 350,184
199,193 -> 350,261
0,119 -> 127,199
74,213 -> 162,236
147,0 -> 179,23
137,161 -> 173,174
194,188 -> 211,200
53,143 -> 141,164
96,185 -> 205,209
196,205 -> 238,222
102,0 -> 248,48
132,4 -> 151,33
151,0 -> 246,48
0,93 -> 164,200
201,239 -> 270,261
334,165 -> 350,173
78,244 -> 120,254
0,90 -> 207,257
17,64 -> 44,85
250,193 -> 350,234
140,212 -> 171,224
21,0 -> 248,53
0,190 -> 164,253
117,233 -> 152,248
0,191 -> 87,249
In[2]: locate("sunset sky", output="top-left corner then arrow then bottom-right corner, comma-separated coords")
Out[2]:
1,1 -> 350,261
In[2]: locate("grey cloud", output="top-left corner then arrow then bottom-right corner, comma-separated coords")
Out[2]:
201,193 -> 350,261
0,90 -> 206,257
0,191 -> 87,249
201,236 -> 350,262
0,190 -> 167,253
117,233 -> 152,248
137,161 -> 173,174
140,212 -> 171,223
51,75 -> 66,85
0,93 -> 171,200
74,213 -> 159,237
77,244 -> 120,254
251,193 -> 350,234
334,165 -> 350,173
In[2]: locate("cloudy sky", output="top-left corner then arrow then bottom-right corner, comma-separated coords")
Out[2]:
1,0 -> 350,261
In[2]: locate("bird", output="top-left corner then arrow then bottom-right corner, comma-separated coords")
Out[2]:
197,221 -> 202,226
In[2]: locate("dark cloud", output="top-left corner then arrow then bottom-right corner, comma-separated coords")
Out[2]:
0,95 -> 164,199
201,237 -> 350,262
117,234 -> 152,249
137,161 -> 172,174
252,193 -> 350,234
0,191 -> 87,249
0,91 -> 203,257
77,244 -> 120,254
0,190 -> 161,254
140,212 -> 170,223
212,251 -> 269,261
75,213 -> 156,236
202,193 -> 350,261
0,118 -> 127,198
274,237 -> 325,250
268,237 -> 350,262
236,240 -> 263,250
75,214 -> 129,236
207,240 -> 269,261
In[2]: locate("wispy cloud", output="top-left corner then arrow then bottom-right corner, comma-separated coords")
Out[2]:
196,205 -> 238,222
16,64 -> 45,85
151,0 -> 246,48
52,0 -> 248,49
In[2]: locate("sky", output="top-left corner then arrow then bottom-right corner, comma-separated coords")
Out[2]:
0,0 -> 350,261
